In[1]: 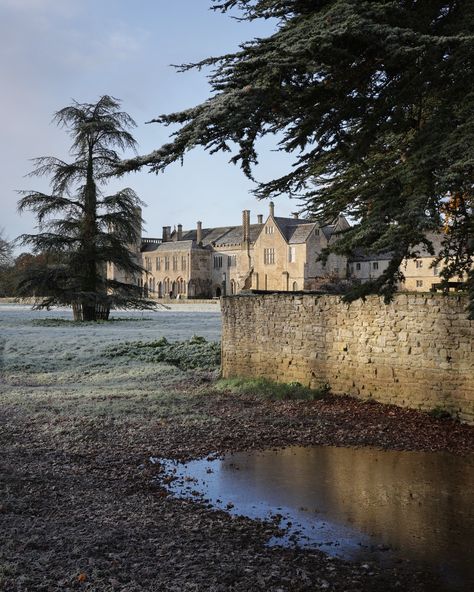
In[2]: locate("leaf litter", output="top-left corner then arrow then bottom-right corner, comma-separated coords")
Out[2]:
0,304 -> 473,591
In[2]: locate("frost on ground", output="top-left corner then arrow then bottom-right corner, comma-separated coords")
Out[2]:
104,336 -> 221,370
1,304 -> 473,592
0,304 -> 221,419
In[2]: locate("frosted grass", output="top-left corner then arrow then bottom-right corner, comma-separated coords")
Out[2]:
0,303 -> 221,419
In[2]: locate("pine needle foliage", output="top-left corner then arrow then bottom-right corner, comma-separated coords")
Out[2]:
119,0 -> 474,316
18,95 -> 154,321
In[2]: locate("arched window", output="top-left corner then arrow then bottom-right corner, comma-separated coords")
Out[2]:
230,280 -> 236,295
176,277 -> 186,294
292,281 -> 298,291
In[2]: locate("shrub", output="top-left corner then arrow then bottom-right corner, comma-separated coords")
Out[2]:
103,337 -> 220,370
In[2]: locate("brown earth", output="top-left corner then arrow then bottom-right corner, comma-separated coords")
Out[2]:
1,372 -> 473,592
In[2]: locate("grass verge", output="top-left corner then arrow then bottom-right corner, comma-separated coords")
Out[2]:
214,377 -> 330,401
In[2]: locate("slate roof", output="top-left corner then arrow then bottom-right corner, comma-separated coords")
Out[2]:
273,216 -> 353,244
140,214 -> 352,252
143,223 -> 265,249
349,249 -> 394,263
141,240 -> 194,253
273,217 -> 315,244
141,241 -> 162,252
412,232 -> 445,257
214,224 -> 263,246
180,226 -> 236,246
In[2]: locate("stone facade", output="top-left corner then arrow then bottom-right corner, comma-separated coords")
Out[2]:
221,292 -> 474,423
348,232 -> 468,291
108,204 -> 346,298
108,207 -> 469,298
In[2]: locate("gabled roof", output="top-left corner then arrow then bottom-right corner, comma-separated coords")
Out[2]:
271,216 -> 348,245
272,217 -> 316,244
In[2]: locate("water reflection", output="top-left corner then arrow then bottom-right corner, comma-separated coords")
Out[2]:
159,446 -> 474,590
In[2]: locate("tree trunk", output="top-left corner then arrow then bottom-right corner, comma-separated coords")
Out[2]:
81,143 -> 98,320
72,301 -> 110,321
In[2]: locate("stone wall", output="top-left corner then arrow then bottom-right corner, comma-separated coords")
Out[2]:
221,293 -> 474,423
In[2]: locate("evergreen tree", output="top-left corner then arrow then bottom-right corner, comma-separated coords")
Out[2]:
120,0 -> 474,315
0,230 -> 12,269
18,95 -> 153,321
0,231 -> 13,296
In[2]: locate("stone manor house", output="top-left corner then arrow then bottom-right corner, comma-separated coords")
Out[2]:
107,203 -> 458,299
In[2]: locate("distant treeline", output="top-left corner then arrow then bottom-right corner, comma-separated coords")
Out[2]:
0,252 -> 60,297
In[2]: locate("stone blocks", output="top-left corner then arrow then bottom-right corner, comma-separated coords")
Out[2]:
221,293 -> 474,423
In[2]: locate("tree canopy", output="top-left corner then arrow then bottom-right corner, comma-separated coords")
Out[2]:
120,0 -> 474,315
18,95 -> 153,321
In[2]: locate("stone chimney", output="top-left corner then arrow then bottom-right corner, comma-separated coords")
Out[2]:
242,210 -> 250,242
131,207 -> 142,251
269,201 -> 275,217
177,224 -> 183,241
292,212 -> 299,219
257,214 -> 263,224
196,221 -> 203,245
162,226 -> 171,242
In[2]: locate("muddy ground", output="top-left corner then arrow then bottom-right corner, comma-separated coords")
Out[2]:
1,307 -> 473,591
2,376 -> 474,592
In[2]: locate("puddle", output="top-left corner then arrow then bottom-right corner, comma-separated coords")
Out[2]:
156,446 -> 474,590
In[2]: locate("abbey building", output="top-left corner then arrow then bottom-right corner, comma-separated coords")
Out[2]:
108,202 -> 349,298
107,202 -> 461,298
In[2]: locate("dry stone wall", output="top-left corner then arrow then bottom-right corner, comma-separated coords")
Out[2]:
221,293 -> 474,423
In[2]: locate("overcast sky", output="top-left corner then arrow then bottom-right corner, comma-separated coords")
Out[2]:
1,0 -> 298,251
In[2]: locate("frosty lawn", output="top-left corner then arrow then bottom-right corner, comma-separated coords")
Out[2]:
1,303 -> 473,591
0,303 -> 221,420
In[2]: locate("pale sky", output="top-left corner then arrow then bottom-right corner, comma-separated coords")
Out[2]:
1,0 -> 297,251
